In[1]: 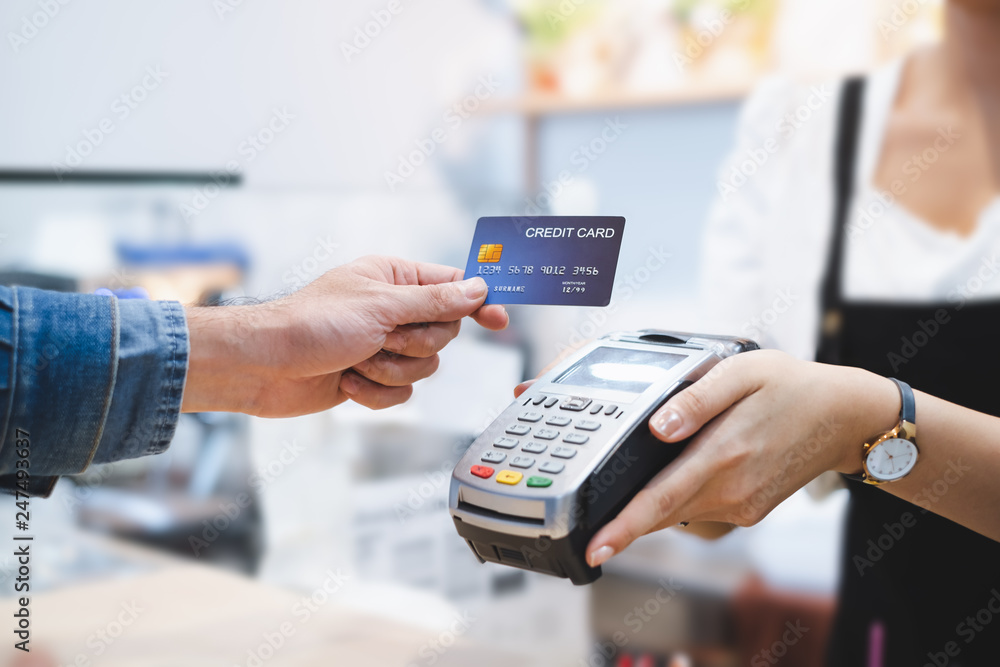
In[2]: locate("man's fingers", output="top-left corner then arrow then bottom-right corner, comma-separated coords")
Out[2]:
649,355 -> 756,443
385,278 -> 488,326
350,256 -> 462,287
383,322 -> 461,358
353,352 -> 440,387
362,258 -> 506,330
411,259 -> 464,287
340,372 -> 414,410
470,304 -> 509,331
585,451 -> 709,568
411,262 -> 507,331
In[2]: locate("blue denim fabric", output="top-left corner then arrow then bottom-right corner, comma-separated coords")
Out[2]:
0,286 -> 189,496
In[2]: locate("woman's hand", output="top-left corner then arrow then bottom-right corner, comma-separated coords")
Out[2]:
585,350 -> 901,568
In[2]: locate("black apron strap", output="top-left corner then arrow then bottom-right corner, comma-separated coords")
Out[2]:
816,77 -> 866,365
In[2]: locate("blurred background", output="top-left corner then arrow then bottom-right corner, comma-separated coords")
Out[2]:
0,0 -> 941,665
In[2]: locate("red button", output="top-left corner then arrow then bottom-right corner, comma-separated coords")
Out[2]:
471,465 -> 494,479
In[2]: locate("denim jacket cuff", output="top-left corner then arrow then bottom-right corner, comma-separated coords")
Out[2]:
0,287 -> 189,497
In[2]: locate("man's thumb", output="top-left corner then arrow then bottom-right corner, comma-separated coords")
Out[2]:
388,277 -> 488,324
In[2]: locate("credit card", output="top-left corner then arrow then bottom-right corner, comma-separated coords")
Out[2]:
464,216 -> 626,306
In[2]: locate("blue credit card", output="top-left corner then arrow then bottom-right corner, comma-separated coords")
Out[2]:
464,216 -> 626,306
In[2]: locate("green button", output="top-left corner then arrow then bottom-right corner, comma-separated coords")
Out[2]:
526,476 -> 553,488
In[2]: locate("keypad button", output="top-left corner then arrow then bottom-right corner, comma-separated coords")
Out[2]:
604,404 -> 619,416
510,456 -> 536,469
481,451 -> 506,464
539,461 -> 565,474
564,433 -> 589,445
493,437 -> 519,449
532,395 -> 547,406
506,424 -> 530,436
534,428 -> 560,441
518,411 -> 543,423
544,397 -> 559,409
589,403 -> 604,415
545,415 -> 572,427
496,470 -> 523,485
522,442 -> 547,454
575,420 -> 601,431
551,447 -> 577,459
527,476 -> 553,488
560,396 -> 592,412
470,465 -> 494,479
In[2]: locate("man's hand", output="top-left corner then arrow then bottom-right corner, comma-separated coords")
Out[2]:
181,256 -> 508,417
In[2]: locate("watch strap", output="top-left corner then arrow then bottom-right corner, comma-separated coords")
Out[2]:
843,377 -> 916,484
890,377 -> 915,425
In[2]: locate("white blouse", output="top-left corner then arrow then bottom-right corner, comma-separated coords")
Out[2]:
700,59 -> 1000,359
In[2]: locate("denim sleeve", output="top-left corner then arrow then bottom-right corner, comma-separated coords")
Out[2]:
0,286 -> 189,497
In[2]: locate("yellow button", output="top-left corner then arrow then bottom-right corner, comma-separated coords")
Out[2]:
496,470 -> 523,485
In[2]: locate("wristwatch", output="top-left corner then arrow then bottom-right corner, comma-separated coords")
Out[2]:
851,378 -> 918,485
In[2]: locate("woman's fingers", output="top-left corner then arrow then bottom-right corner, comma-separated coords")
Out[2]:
648,353 -> 759,442
513,380 -> 535,398
586,354 -> 769,567
585,447 -> 712,567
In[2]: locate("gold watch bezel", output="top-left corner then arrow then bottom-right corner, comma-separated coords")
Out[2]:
860,420 -> 918,486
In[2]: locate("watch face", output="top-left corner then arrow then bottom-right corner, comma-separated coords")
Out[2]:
866,438 -> 918,482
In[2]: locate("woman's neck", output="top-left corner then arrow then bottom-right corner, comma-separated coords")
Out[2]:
939,3 -> 1000,100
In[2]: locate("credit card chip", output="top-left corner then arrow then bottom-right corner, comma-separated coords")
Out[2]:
478,244 -> 503,263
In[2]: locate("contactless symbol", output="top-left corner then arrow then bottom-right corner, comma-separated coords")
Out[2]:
478,244 -> 503,263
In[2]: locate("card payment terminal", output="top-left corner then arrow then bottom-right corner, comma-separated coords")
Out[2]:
449,330 -> 758,585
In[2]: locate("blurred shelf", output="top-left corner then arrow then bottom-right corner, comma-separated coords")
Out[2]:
491,77 -> 759,194
484,78 -> 757,118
